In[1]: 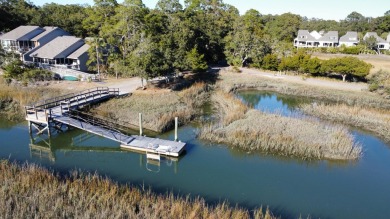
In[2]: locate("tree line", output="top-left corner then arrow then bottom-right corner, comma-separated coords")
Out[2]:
0,0 -> 388,81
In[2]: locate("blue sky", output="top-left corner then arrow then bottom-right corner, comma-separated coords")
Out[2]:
31,0 -> 390,21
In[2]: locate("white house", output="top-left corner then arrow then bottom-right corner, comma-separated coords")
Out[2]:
294,30 -> 339,48
318,31 -> 339,47
294,30 -> 319,47
363,32 -> 389,50
339,31 -> 359,47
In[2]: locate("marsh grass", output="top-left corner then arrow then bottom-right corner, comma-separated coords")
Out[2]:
93,82 -> 210,133
301,103 -> 390,142
219,72 -> 390,109
200,92 -> 362,160
0,77 -> 63,120
0,160 -> 276,219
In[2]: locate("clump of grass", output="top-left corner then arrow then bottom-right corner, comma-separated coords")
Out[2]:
0,77 -> 63,120
200,92 -> 362,160
219,71 -> 390,109
0,160 -> 276,219
301,103 -> 390,142
93,82 -> 210,133
211,90 -> 248,125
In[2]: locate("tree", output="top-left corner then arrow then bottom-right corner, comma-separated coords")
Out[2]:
186,47 -> 208,73
321,57 -> 371,81
3,60 -> 24,79
302,57 -> 321,75
224,9 -> 269,67
156,0 -> 182,13
343,11 -> 368,32
83,0 -> 118,37
33,3 -> 88,37
266,13 -> 301,42
362,35 -> 378,51
0,0 -> 39,31
261,54 -> 279,71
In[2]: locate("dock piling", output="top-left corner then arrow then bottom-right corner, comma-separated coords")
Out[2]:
139,113 -> 143,136
175,117 -> 178,141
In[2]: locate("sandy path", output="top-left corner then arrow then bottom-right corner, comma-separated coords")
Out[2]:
236,67 -> 368,92
46,77 -> 143,95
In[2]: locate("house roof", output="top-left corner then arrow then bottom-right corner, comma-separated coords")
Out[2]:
30,26 -> 69,41
364,32 -> 387,43
29,36 -> 84,59
310,31 -> 322,40
319,31 -> 339,43
387,33 -> 390,43
296,30 -> 317,41
0,26 -> 44,41
339,31 -> 359,43
67,44 -> 90,59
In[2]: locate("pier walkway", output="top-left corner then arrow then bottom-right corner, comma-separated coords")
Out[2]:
25,87 -> 186,157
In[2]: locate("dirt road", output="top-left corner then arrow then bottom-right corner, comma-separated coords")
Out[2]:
236,67 -> 368,92
47,77 -> 144,95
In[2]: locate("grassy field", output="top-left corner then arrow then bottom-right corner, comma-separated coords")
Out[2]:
301,103 -> 390,142
219,71 -> 390,109
199,91 -> 362,160
92,82 -> 210,133
0,160 -> 275,219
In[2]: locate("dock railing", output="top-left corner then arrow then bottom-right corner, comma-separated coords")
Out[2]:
64,109 -> 133,144
25,87 -> 119,119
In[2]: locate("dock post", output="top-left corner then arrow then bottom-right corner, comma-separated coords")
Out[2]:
139,113 -> 143,136
47,123 -> 51,138
28,121 -> 32,134
174,117 -> 178,141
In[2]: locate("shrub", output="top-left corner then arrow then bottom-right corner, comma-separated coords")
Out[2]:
261,54 -> 279,71
367,70 -> 390,94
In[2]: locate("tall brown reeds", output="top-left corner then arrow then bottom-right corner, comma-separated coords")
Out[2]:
0,77 -> 62,120
301,103 -> 390,142
93,82 -> 210,133
199,92 -> 362,160
0,160 -> 276,219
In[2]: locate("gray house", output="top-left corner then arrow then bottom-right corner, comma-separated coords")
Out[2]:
318,31 -> 339,47
339,31 -> 359,47
29,36 -> 85,67
294,30 -> 319,47
66,44 -> 90,72
0,26 -> 44,53
23,27 -> 71,62
363,32 -> 389,50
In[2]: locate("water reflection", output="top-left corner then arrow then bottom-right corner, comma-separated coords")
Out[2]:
28,130 -> 180,174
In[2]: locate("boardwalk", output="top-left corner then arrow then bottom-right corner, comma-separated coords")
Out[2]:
25,87 -> 186,157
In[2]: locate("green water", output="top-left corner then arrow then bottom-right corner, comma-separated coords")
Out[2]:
63,76 -> 79,81
1,92 -> 390,219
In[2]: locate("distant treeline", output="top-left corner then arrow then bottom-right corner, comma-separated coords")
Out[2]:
0,0 -> 388,80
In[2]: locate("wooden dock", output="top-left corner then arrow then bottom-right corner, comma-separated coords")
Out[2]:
25,87 -> 186,158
